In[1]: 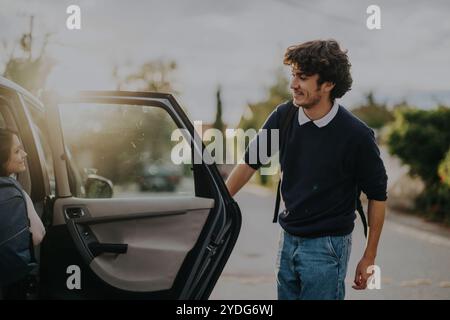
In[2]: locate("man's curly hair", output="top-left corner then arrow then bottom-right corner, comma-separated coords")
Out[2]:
284,39 -> 352,101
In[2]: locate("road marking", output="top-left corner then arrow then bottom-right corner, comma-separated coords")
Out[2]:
400,279 -> 432,287
386,221 -> 450,249
220,274 -> 276,284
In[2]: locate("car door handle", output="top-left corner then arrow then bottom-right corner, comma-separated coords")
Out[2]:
88,242 -> 128,257
65,207 -> 85,219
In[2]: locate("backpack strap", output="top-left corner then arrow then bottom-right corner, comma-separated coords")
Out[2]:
273,180 -> 282,223
273,101 -> 297,223
356,188 -> 368,238
4,177 -> 38,262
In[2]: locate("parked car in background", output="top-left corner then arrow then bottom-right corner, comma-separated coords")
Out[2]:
138,163 -> 182,192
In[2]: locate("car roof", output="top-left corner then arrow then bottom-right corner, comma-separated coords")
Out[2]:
0,75 -> 44,110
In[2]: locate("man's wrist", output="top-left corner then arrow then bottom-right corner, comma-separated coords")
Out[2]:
363,251 -> 376,260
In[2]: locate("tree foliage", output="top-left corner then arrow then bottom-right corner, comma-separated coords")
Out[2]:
1,16 -> 54,95
70,59 -> 180,185
387,106 -> 450,185
387,106 -> 450,224
351,92 -> 394,129
237,69 -> 291,185
239,69 -> 291,132
438,148 -> 450,187
213,86 -> 225,134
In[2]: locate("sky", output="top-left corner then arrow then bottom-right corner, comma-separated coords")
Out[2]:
1,0 -> 450,126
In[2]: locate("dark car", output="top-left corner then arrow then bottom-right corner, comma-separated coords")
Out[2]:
0,76 -> 241,300
138,164 -> 182,192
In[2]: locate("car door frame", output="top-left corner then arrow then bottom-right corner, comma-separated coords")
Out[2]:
40,90 -> 241,299
0,89 -> 49,202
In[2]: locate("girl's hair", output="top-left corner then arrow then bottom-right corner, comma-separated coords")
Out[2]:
0,128 -> 18,177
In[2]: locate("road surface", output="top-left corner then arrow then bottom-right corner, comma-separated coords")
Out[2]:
210,185 -> 450,300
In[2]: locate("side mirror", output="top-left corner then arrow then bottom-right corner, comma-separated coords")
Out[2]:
85,174 -> 114,198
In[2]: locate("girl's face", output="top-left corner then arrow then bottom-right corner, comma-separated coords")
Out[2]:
5,134 -> 27,175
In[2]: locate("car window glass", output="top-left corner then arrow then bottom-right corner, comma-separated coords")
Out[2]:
57,103 -> 194,199
24,100 -> 56,195
0,113 -> 5,128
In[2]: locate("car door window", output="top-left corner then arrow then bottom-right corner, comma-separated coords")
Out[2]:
24,100 -> 56,195
0,97 -> 10,128
57,102 -> 194,199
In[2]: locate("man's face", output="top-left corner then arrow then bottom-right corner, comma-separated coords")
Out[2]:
290,66 -> 331,109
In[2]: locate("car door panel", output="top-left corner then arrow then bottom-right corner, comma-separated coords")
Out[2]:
51,196 -> 214,292
56,196 -> 213,292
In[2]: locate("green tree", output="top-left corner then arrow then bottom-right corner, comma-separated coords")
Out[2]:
213,86 -> 225,134
119,59 -> 179,164
211,85 -> 227,164
2,16 -> 54,95
73,59 -> 180,185
239,68 -> 291,131
438,148 -> 450,187
351,92 -> 394,129
387,106 -> 450,185
123,60 -> 178,93
387,106 -> 450,224
237,69 -> 291,186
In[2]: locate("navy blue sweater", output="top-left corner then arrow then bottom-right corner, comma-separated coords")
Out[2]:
244,102 -> 388,237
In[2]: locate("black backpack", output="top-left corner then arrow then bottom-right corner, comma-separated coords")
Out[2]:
0,177 -> 37,287
272,101 -> 368,238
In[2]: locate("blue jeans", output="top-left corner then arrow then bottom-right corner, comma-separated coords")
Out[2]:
276,229 -> 352,300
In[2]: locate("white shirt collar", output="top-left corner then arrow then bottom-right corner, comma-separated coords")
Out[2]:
297,101 -> 339,128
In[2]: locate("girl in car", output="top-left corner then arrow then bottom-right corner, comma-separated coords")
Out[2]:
0,128 -> 46,299
0,128 -> 46,246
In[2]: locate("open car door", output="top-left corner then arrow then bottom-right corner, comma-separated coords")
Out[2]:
39,91 -> 241,299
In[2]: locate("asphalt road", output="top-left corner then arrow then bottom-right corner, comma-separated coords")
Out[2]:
209,185 -> 450,300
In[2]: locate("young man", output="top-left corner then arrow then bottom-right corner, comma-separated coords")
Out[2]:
226,39 -> 387,300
